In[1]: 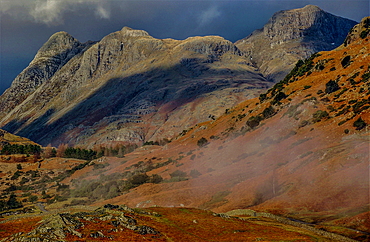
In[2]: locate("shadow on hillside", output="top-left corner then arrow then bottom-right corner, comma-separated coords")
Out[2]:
2,59 -> 269,146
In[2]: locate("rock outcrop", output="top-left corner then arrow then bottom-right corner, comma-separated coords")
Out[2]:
236,5 -> 357,82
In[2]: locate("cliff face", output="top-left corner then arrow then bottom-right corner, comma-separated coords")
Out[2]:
0,32 -> 92,116
0,27 -> 269,147
236,5 -> 357,82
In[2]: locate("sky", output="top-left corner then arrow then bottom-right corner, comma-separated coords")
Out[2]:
0,0 -> 368,94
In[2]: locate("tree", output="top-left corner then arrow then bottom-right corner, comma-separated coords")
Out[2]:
43,144 -> 56,159
56,143 -> 68,157
17,164 -> 22,170
7,193 -> 22,209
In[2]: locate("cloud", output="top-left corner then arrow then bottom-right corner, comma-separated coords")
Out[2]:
95,3 -> 111,19
198,5 -> 221,27
0,0 -> 111,25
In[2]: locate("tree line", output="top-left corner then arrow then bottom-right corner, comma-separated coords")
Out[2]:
0,144 -> 41,155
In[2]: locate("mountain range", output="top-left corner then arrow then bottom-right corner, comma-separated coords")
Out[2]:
0,5 -> 357,148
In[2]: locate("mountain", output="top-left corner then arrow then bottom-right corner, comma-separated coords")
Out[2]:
0,15 -> 368,242
72,17 -> 367,240
0,5 -> 356,148
235,5 -> 357,82
0,28 -> 270,147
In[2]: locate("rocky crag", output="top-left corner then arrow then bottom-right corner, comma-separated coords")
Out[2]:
0,5 -> 357,148
236,5 -> 357,82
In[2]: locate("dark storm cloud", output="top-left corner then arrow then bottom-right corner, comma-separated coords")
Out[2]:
0,0 -> 368,94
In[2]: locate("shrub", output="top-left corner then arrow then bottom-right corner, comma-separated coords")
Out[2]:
353,117 -> 367,130
17,164 -> 22,170
259,93 -> 267,102
197,137 -> 208,147
130,173 -> 149,186
325,80 -> 340,94
262,106 -> 275,119
170,170 -> 187,178
271,91 -> 287,105
246,116 -> 262,129
190,170 -> 201,178
6,193 -> 22,209
28,195 -> 38,203
149,174 -> 163,184
312,110 -> 329,122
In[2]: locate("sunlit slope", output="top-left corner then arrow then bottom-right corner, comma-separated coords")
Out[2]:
82,17 -> 370,236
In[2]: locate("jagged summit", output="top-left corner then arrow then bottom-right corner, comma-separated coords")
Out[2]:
120,26 -> 150,37
236,5 -> 357,82
301,4 -> 321,11
33,31 -> 82,61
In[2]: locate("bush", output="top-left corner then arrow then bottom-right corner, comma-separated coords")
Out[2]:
170,170 -> 187,178
130,173 -> 149,186
271,91 -> 287,105
353,117 -> 367,130
312,110 -> 329,122
259,93 -> 267,102
190,170 -> 201,178
246,116 -> 262,129
197,137 -> 208,147
28,195 -> 38,203
149,174 -> 163,184
325,80 -> 340,94
262,106 -> 275,119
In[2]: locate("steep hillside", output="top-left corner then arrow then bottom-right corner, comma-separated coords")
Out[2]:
64,17 -> 368,240
236,5 -> 357,82
0,28 -> 270,147
0,129 -> 38,147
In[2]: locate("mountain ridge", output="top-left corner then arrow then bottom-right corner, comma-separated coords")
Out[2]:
235,4 -> 357,82
0,5 -> 358,149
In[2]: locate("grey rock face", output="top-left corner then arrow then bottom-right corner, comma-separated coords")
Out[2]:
0,27 -> 269,147
0,32 -> 92,117
236,5 -> 357,82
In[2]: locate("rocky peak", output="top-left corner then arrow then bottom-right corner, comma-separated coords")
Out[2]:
262,4 -> 355,46
120,26 -> 150,37
176,36 -> 241,58
0,31 -> 91,117
235,5 -> 357,82
33,31 -> 81,60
